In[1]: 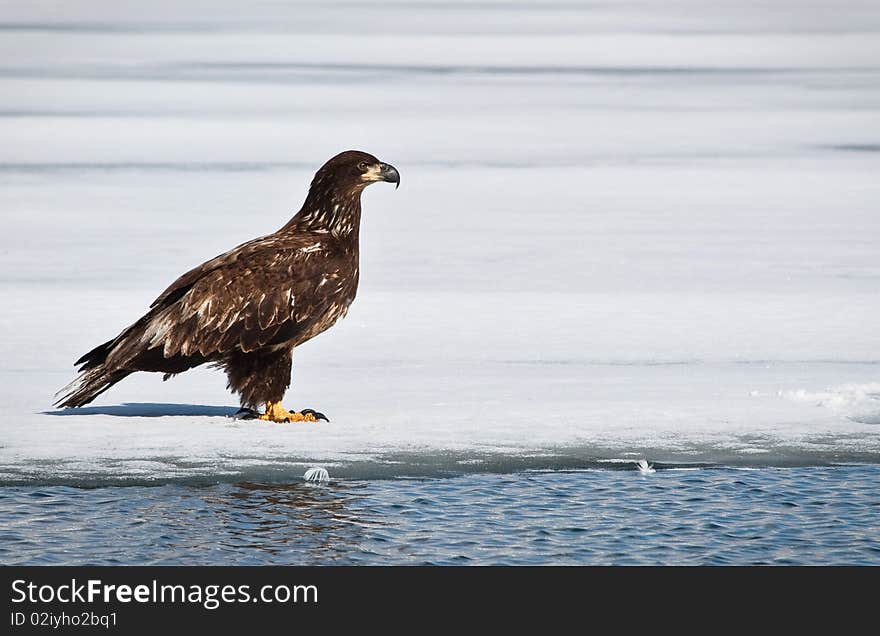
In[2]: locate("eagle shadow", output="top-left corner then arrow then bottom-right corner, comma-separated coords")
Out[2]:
42,403 -> 239,418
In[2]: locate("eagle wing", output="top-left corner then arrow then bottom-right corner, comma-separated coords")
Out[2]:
149,236 -> 267,310
102,236 -> 344,367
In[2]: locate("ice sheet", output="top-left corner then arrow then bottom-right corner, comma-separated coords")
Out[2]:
1,1 -> 878,483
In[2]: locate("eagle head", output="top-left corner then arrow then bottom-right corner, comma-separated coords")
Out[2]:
315,150 -> 400,192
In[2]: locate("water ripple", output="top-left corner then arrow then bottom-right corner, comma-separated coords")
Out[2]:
1,466 -> 878,565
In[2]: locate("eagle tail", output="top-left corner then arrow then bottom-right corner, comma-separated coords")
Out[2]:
58,314 -> 155,407
74,337 -> 116,369
54,366 -> 131,408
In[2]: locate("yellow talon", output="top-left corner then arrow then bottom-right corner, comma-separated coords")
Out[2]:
258,401 -> 318,423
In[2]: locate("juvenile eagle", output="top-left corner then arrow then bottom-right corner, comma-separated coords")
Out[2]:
55,150 -> 400,422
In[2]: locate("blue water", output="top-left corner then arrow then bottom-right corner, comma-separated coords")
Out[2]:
2,465 -> 878,565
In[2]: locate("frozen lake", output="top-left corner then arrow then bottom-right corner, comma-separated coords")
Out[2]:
1,1 -> 879,484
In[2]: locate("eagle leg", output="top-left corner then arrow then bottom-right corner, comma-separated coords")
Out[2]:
258,401 -> 328,423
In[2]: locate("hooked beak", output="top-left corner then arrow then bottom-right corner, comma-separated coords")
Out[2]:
379,162 -> 400,189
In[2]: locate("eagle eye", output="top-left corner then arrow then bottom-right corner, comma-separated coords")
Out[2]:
357,161 -> 368,171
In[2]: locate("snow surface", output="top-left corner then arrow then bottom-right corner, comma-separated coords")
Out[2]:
1,1 -> 879,483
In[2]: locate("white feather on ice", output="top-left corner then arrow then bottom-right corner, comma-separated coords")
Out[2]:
303,467 -> 330,483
